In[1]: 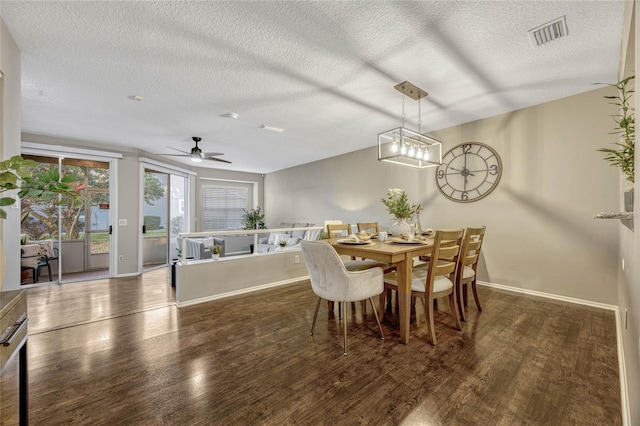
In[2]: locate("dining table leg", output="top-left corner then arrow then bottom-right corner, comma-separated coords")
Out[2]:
396,258 -> 411,344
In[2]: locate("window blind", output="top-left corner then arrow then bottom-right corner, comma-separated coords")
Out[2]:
201,185 -> 249,230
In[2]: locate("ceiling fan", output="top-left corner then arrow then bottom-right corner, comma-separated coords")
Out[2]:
162,137 -> 231,164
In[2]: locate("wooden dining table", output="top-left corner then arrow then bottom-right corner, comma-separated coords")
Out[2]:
329,236 -> 435,344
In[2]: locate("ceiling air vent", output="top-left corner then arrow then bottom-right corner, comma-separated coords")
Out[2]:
528,15 -> 568,47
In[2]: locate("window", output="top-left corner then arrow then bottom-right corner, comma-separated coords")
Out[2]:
201,185 -> 249,230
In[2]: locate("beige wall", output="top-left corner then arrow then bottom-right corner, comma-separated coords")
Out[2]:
1,18 -> 22,290
266,87 -> 620,305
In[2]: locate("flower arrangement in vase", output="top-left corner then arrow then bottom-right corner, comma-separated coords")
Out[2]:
381,188 -> 420,236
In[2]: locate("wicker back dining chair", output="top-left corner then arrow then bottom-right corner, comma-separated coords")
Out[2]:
455,226 -> 486,322
301,240 -> 385,355
380,228 -> 464,345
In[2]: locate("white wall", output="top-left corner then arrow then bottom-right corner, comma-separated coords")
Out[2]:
266,87 -> 619,305
0,18 -> 22,290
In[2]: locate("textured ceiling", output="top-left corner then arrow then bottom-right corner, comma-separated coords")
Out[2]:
0,1 -> 628,173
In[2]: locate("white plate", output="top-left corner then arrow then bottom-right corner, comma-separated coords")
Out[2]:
337,239 -> 372,245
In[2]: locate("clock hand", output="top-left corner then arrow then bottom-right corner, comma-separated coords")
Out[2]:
449,166 -> 475,176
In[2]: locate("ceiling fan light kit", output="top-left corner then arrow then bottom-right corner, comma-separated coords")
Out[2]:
378,81 -> 443,168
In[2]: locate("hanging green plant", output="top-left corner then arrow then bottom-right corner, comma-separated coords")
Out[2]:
598,75 -> 634,183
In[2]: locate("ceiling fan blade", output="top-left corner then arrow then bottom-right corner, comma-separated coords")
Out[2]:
167,146 -> 191,155
206,157 -> 232,164
201,152 -> 224,157
159,154 -> 191,157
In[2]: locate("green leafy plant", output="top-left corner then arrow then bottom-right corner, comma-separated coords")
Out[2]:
598,75 -> 635,183
381,188 -> 420,220
279,239 -> 287,247
242,207 -> 266,230
212,245 -> 222,255
0,155 -> 82,220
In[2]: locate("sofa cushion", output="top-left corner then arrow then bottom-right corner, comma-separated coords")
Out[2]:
286,237 -> 300,246
304,229 -> 321,241
291,222 -> 308,239
268,232 -> 289,245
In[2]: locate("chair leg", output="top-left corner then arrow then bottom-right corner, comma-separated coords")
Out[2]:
463,283 -> 469,307
361,300 -> 367,316
471,279 -> 482,311
378,291 -> 386,322
343,305 -> 348,356
425,297 -> 437,345
457,281 -> 467,323
47,263 -> 52,281
369,298 -> 385,340
448,292 -> 462,331
311,297 -> 322,335
386,288 -> 393,312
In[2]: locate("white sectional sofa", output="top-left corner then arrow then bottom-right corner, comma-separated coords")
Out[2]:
255,222 -> 321,253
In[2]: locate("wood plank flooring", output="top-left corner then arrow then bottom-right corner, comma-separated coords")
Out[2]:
17,270 -> 621,425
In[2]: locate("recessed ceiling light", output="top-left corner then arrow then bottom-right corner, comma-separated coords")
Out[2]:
259,124 -> 286,133
128,95 -> 143,101
219,112 -> 239,119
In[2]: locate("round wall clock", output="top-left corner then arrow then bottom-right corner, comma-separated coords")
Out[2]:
435,142 -> 502,203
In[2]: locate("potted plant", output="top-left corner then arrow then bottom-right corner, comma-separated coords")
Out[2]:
381,188 -> 420,236
212,245 -> 222,260
278,239 -> 288,248
598,75 -> 634,211
241,207 -> 266,230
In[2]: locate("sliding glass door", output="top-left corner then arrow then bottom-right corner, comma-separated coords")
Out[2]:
142,169 -> 187,269
20,155 -> 112,284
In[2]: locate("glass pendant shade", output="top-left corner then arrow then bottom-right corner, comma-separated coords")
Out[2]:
378,127 -> 442,168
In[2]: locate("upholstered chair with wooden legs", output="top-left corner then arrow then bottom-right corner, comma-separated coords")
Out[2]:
455,226 -> 486,322
380,228 -> 464,345
301,240 -> 385,355
325,223 -> 388,316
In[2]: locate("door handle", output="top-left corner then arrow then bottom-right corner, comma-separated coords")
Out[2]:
142,225 -> 146,234
109,225 -> 113,235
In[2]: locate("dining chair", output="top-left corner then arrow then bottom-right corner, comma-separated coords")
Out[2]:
380,228 -> 464,345
301,240 -> 385,355
357,222 -> 380,234
455,226 -> 486,322
327,223 -> 352,238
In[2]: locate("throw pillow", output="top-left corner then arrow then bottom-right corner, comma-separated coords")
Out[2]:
286,237 -> 300,246
291,222 -> 308,239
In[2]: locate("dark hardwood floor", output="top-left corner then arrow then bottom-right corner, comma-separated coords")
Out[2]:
18,269 -> 621,425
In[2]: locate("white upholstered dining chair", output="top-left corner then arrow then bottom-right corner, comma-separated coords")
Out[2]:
301,240 -> 385,355
380,228 -> 464,345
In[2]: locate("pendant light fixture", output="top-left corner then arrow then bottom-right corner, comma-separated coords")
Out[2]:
378,81 -> 443,168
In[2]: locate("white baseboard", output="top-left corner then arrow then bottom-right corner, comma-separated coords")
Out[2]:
478,280 -> 628,425
176,276 -> 309,308
477,280 -> 617,311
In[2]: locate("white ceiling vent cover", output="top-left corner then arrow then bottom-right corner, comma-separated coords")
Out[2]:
528,16 -> 568,47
